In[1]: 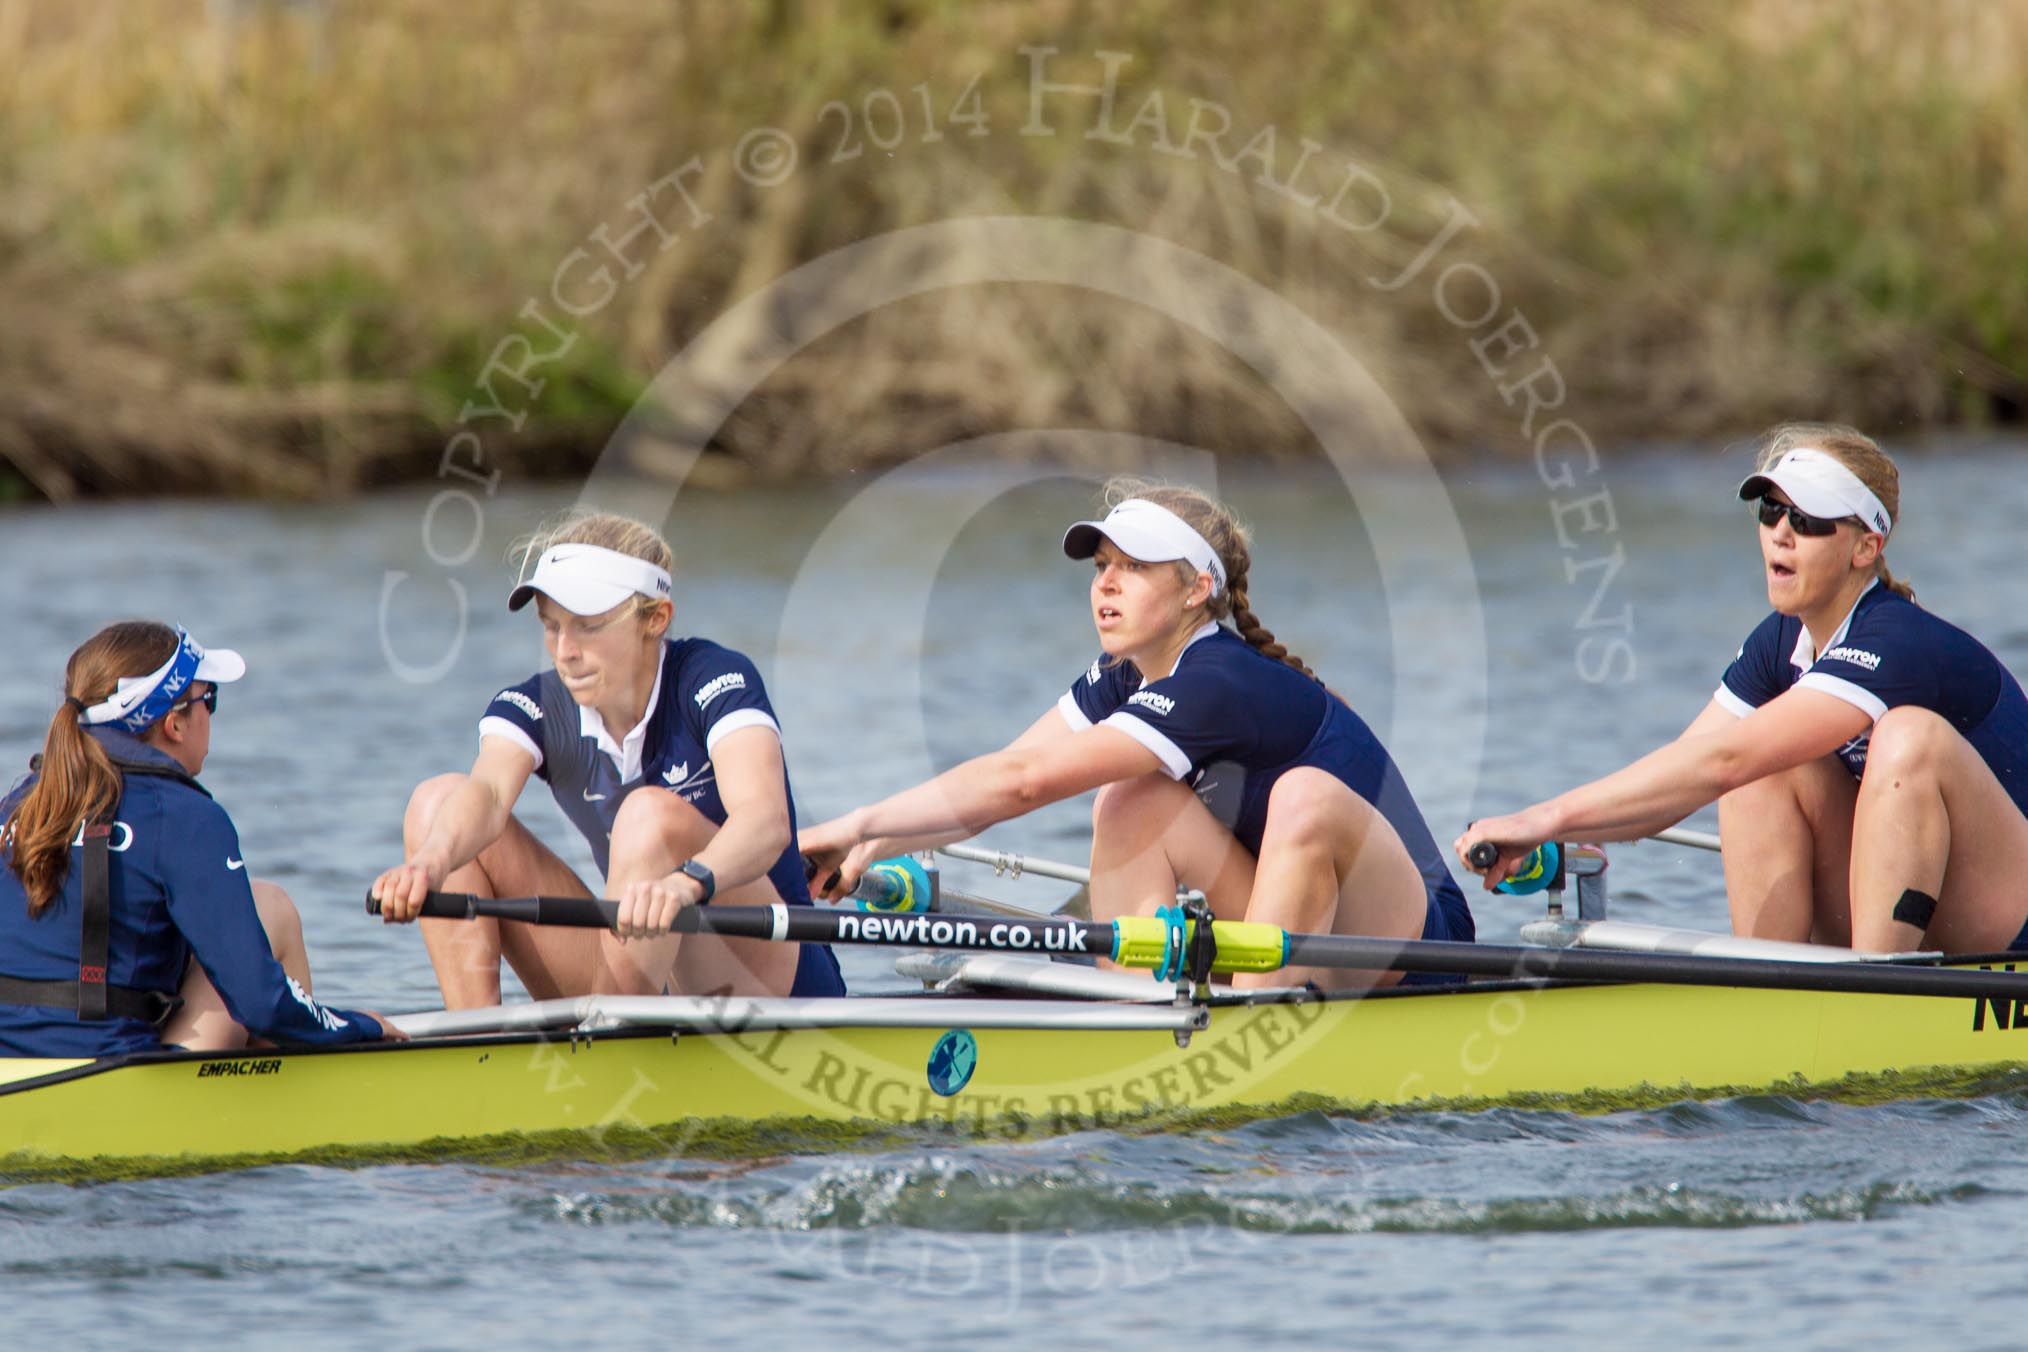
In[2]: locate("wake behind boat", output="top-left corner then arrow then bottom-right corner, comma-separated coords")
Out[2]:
6,842 -> 2028,1180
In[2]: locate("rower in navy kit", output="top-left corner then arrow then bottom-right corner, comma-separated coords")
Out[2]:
0,622 -> 395,1057
1460,423 -> 2028,955
801,480 -> 1474,991
371,510 -> 843,1006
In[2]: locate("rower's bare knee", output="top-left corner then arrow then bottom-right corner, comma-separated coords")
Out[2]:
1092,772 -> 1187,831
1720,763 -> 1799,814
404,773 -> 468,844
249,879 -> 312,988
1863,706 -> 1953,785
248,880 -> 303,953
1722,754 -> 1847,823
609,787 -> 713,875
1263,769 -> 1346,850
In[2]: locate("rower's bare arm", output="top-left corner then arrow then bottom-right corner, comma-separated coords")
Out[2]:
1006,705 -> 1078,751
804,724 -> 1159,896
840,708 -> 1084,862
371,738 -> 533,919
1602,699 -> 1753,840
689,725 -> 793,887
1541,689 -> 1871,841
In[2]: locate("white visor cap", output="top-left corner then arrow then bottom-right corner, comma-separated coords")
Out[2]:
1737,448 -> 1892,537
508,544 -> 673,616
78,628 -> 244,730
1062,499 -> 1227,594
191,643 -> 247,686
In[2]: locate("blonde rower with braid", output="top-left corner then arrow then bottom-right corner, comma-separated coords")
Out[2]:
801,479 -> 1474,989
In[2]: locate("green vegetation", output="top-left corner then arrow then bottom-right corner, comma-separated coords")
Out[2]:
0,1 -> 2020,500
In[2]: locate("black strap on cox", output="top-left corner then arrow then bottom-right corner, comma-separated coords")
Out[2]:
0,818 -> 178,1025
76,822 -> 111,1020
0,754 -> 202,1027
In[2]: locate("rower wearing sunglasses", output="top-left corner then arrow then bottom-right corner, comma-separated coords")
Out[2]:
0,622 -> 398,1056
1460,422 -> 2028,956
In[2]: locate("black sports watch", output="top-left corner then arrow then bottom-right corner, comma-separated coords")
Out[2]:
677,858 -> 716,905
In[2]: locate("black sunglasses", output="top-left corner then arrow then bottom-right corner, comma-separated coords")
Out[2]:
1755,497 -> 1851,537
171,686 -> 219,716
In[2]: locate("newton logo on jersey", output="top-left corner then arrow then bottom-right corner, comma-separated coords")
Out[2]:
1822,646 -> 1882,671
494,690 -> 543,720
1127,690 -> 1176,717
694,672 -> 746,707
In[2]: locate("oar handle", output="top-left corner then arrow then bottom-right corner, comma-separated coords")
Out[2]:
366,890 -> 620,928
1466,842 -> 1499,870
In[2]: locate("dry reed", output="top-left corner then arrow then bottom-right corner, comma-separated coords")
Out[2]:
0,0 -> 2021,500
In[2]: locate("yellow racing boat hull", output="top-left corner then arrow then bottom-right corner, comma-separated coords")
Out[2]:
4,975 -> 2026,1178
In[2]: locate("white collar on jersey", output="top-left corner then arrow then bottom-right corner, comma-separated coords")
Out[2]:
577,642 -> 669,783
1789,577 -> 1879,670
1180,620 -> 1221,655
1136,622 -> 1223,682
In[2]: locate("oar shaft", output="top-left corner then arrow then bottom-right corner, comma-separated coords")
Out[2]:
1650,827 -> 1722,853
1283,933 -> 2028,1000
373,892 -> 2028,1001
937,843 -> 1092,886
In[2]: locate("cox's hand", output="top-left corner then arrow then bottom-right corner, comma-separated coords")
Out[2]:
1454,814 -> 1548,892
370,859 -> 442,923
360,1011 -> 411,1042
614,871 -> 705,939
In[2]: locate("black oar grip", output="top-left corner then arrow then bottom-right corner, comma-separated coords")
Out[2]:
366,890 -> 478,920
1466,842 -> 1499,870
365,890 -> 619,927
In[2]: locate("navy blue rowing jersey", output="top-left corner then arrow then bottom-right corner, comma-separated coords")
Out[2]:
1716,581 -> 2028,812
481,637 -> 813,900
1058,624 -> 1474,946
0,732 -> 382,1057
479,637 -> 843,996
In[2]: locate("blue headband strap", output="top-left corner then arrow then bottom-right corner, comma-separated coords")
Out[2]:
77,630 -> 203,732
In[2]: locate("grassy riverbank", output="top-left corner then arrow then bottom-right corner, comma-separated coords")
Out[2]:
1,0 -> 2021,500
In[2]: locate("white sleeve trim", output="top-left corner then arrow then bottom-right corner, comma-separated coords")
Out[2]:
1796,672 -> 1889,722
1712,684 -> 1756,719
704,707 -> 781,751
1056,691 -> 1093,731
1099,711 -> 1191,779
479,717 -> 544,770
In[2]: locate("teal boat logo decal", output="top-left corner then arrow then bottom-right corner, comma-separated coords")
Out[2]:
926,1029 -> 977,1096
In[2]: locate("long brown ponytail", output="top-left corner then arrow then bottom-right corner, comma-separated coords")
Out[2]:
1097,477 -> 1319,680
4,622 -> 179,916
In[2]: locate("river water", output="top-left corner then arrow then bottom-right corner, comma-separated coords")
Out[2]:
2,446 -> 2026,1347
